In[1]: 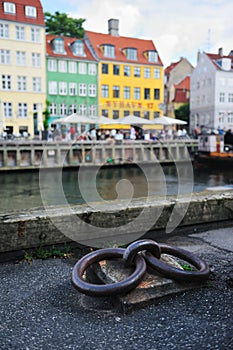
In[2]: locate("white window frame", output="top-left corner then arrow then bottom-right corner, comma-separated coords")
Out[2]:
0,49 -> 10,64
25,6 -> 37,18
0,23 -> 9,38
124,66 -> 130,77
154,68 -> 160,79
126,48 -> 137,60
49,103 -> 57,115
16,51 -> 26,66
59,82 -> 67,95
15,25 -> 25,41
2,74 -> 11,90
31,27 -> 40,42
88,63 -> 97,75
73,40 -> 85,56
68,61 -> 77,74
89,105 -> 97,117
53,39 -> 65,54
124,86 -> 130,99
79,104 -> 87,116
148,51 -> 158,63
101,85 -> 109,98
58,60 -> 67,73
134,67 -> 141,77
18,103 -> 28,118
69,104 -> 77,114
4,102 -> 12,117
69,82 -> 77,96
219,92 -> 225,103
4,2 -> 16,14
17,76 -> 27,91
32,53 -> 41,67
79,83 -> 87,96
134,87 -> 140,100
79,62 -> 87,74
32,77 -> 41,92
104,45 -> 115,58
60,104 -> 67,116
48,81 -> 57,95
88,84 -> 96,97
228,93 -> 233,103
48,59 -> 57,72
144,68 -> 150,78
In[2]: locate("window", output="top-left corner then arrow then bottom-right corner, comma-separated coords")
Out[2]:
124,66 -> 130,77
18,103 -> 28,117
25,6 -> 37,18
89,105 -> 97,117
88,84 -> 96,97
31,28 -> 40,42
4,102 -> 12,117
102,109 -> 109,118
79,83 -> 87,96
148,51 -> 158,63
113,86 -> 120,98
68,61 -> 77,74
79,104 -> 87,116
16,51 -> 26,66
102,63 -> 108,74
58,60 -> 67,73
72,40 -> 85,56
60,104 -> 67,116
154,69 -> 160,79
133,111 -> 140,117
126,48 -> 137,60
88,63 -> 97,75
144,68 -> 150,78
0,49 -> 10,64
69,104 -> 77,114
104,45 -> 115,58
134,87 -> 140,100
32,77 -> 41,92
124,110 -> 130,117
17,76 -> 27,91
124,87 -> 130,99
228,93 -> 233,103
32,53 -> 41,67
154,89 -> 160,100
0,23 -> 9,38
113,110 -> 119,119
134,67 -> 140,77
48,59 -> 57,72
15,26 -> 25,40
113,65 -> 120,75
53,38 -> 65,54
219,92 -> 225,103
59,82 -> 67,95
3,2 -> 16,14
144,88 -> 150,100
2,75 -> 11,90
48,81 -> 57,95
69,83 -> 77,96
154,111 -> 160,118
144,111 -> 150,119
79,62 -> 87,74
102,85 -> 109,98
49,103 -> 57,115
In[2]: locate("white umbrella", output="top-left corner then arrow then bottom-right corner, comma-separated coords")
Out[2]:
53,113 -> 98,125
118,115 -> 154,126
95,116 -> 120,125
151,116 -> 187,125
0,99 -> 6,134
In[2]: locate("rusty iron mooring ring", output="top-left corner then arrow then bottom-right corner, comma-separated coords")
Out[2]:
143,243 -> 210,282
71,247 -> 147,296
123,239 -> 161,267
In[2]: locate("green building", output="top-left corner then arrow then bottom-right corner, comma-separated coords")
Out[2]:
46,34 -> 98,134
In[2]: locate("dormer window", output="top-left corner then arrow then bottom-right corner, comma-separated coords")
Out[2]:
104,44 -> 115,58
25,6 -> 37,18
3,2 -> 16,14
126,48 -> 137,61
148,50 -> 158,63
53,38 -> 65,54
72,40 -> 85,56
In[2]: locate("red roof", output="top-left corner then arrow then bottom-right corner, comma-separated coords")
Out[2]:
0,0 -> 44,26
173,90 -> 189,103
164,59 -> 182,75
46,34 -> 96,61
174,75 -> 190,90
206,52 -> 233,70
85,30 -> 163,66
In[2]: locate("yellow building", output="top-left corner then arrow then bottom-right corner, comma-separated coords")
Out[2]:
85,19 -> 164,127
0,0 -> 46,137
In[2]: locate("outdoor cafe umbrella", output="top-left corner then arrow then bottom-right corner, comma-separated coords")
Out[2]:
53,113 -> 98,125
118,115 -> 154,126
150,116 -> 187,125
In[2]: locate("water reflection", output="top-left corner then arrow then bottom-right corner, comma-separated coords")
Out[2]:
0,163 -> 232,212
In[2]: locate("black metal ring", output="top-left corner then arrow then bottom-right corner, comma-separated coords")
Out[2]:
123,239 -> 161,267
71,247 -> 147,296
144,243 -> 210,282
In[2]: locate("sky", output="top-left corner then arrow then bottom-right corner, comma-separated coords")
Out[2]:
40,0 -> 233,68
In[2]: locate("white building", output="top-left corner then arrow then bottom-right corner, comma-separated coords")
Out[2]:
190,48 -> 233,134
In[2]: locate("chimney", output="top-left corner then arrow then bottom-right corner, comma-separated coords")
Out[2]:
218,47 -> 223,56
108,18 -> 119,36
197,50 -> 201,63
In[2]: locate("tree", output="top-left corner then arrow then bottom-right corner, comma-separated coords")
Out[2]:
175,103 -> 190,124
44,12 -> 86,37
43,100 -> 50,131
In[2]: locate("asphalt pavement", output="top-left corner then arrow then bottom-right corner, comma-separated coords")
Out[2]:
1,226 -> 233,350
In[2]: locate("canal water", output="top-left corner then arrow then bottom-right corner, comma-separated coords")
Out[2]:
0,163 -> 233,213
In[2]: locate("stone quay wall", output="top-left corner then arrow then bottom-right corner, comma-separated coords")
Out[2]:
0,190 -> 232,253
0,139 -> 198,170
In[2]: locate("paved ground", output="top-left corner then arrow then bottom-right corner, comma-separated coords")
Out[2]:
1,226 -> 233,350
